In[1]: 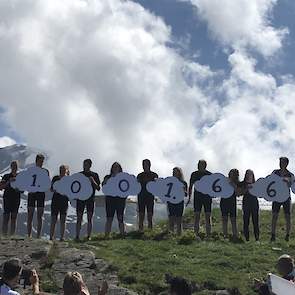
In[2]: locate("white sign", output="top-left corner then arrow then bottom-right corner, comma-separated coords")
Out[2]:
102,172 -> 141,198
249,173 -> 290,202
52,172 -> 93,201
269,273 -> 295,295
11,166 -> 51,193
195,173 -> 234,198
146,176 -> 186,204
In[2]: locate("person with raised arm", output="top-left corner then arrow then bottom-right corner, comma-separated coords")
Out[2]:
50,164 -> 70,241
241,169 -> 260,241
187,160 -> 212,238
27,154 -> 49,239
271,157 -> 294,242
167,167 -> 187,236
220,168 -> 242,239
103,162 -> 127,237
136,159 -> 158,231
0,161 -> 21,236
76,159 -> 100,241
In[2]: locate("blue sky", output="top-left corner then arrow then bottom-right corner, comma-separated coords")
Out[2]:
134,0 -> 295,78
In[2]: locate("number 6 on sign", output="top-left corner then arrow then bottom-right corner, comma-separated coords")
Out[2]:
194,173 -> 234,198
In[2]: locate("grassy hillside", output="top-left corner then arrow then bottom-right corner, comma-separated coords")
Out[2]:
71,207 -> 295,294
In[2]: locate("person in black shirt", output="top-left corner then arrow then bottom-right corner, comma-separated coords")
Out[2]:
76,159 -> 100,241
137,159 -> 158,231
187,160 -> 212,238
241,169 -> 259,241
271,157 -> 294,242
220,169 -> 242,239
50,165 -> 70,241
0,161 -> 21,236
103,162 -> 126,237
167,167 -> 187,236
27,154 -> 49,238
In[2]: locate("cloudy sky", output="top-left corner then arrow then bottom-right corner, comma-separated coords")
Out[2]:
0,0 -> 295,179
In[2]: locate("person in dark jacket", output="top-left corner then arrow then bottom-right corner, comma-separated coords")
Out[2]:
167,167 -> 187,236
103,162 -> 126,237
220,169 -> 242,239
50,164 -> 70,241
241,169 -> 259,241
0,161 -> 21,236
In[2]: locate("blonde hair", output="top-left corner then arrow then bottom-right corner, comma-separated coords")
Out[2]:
63,271 -> 84,295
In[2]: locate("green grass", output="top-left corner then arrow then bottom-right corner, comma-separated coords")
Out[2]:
71,207 -> 295,294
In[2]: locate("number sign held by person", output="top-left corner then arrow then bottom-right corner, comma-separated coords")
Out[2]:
194,173 -> 234,198
249,173 -> 290,202
11,166 -> 51,193
146,176 -> 186,204
53,172 -> 93,201
102,172 -> 141,198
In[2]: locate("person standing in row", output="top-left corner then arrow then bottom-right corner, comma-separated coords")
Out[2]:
220,168 -> 241,239
187,160 -> 212,238
241,169 -> 259,241
103,162 -> 127,237
76,159 -> 100,241
167,167 -> 187,236
136,159 -> 158,231
0,161 -> 21,236
27,154 -> 49,239
271,157 -> 294,242
50,164 -> 70,241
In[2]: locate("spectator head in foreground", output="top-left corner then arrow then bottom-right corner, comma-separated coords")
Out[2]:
1,258 -> 22,289
169,276 -> 192,295
63,271 -> 108,295
276,254 -> 295,279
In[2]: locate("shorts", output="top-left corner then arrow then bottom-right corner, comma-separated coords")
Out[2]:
138,194 -> 154,214
76,196 -> 95,214
272,198 -> 291,214
51,194 -> 68,216
220,196 -> 237,217
194,193 -> 212,213
3,196 -> 20,214
28,192 -> 45,208
167,201 -> 184,217
105,196 -> 126,218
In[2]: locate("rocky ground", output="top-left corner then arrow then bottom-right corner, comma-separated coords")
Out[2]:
0,237 -> 137,295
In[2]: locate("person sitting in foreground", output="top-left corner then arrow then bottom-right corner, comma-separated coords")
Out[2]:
165,274 -> 192,295
0,258 -> 40,295
63,271 -> 108,295
255,254 -> 295,294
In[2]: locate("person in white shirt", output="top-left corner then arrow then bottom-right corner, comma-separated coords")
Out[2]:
0,258 -> 40,295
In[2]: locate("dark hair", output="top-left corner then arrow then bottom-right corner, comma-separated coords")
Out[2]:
110,162 -> 123,175
169,277 -> 192,295
2,258 -> 22,281
280,157 -> 289,165
143,159 -> 151,166
244,169 -> 255,183
35,154 -> 45,162
229,169 -> 239,184
83,159 -> 92,166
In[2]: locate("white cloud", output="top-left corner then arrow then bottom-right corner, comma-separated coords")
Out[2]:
0,136 -> 16,148
181,0 -> 288,57
0,0 -> 295,185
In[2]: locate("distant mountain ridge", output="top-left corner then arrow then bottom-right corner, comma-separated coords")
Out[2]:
0,144 -> 49,175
